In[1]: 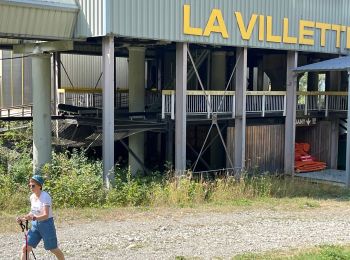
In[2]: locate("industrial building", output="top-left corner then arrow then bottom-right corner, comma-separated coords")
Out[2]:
0,0 -> 350,187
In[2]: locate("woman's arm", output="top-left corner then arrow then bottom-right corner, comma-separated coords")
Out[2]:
31,205 -> 50,221
16,212 -> 33,223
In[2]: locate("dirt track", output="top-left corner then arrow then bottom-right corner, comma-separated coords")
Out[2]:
2,205 -> 350,259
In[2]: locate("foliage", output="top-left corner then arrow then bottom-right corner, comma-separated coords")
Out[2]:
42,150 -> 106,208
0,126 -> 350,211
106,167 -> 150,207
0,174 -> 28,210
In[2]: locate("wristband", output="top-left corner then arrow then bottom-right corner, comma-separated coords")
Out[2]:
32,216 -> 37,221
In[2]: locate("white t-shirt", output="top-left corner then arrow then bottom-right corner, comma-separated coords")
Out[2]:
30,191 -> 53,219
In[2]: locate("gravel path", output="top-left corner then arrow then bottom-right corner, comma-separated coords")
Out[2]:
2,206 -> 350,259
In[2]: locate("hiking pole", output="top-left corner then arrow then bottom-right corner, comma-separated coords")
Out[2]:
19,220 -> 37,260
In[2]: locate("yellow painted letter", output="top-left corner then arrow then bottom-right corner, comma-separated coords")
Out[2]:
331,24 -> 346,48
258,15 -> 265,41
235,12 -> 258,40
283,18 -> 297,44
266,16 -> 282,43
347,27 -> 350,49
299,20 -> 315,46
203,9 -> 229,39
183,5 -> 203,36
315,22 -> 331,47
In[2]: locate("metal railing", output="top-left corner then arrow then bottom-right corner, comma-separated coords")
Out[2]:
58,88 -> 103,108
162,90 -> 287,119
296,91 -> 348,116
162,90 -> 349,119
4,90 -> 347,120
246,91 -> 286,117
57,88 -> 162,111
0,104 -> 33,117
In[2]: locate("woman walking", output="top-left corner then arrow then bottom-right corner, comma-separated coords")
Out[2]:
16,175 -> 65,260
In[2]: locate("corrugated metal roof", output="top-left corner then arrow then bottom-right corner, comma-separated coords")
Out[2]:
74,0 -> 104,38
294,56 -> 350,73
0,0 -> 78,11
0,0 -> 78,40
104,0 -> 350,54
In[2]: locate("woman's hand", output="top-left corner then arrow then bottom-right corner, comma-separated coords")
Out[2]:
16,217 -> 24,224
26,213 -> 34,220
17,213 -> 34,222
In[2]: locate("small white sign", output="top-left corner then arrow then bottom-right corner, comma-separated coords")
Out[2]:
296,117 -> 317,126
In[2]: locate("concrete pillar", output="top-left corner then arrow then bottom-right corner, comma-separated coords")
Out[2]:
128,47 -> 145,175
263,54 -> 286,90
157,55 -> 162,91
341,71 -> 348,91
210,51 -> 226,90
253,67 -> 258,91
102,36 -> 115,188
258,61 -> 263,91
284,51 -> 298,175
326,71 -> 341,91
307,72 -> 318,91
330,119 -> 339,169
175,43 -> 187,174
234,47 -> 247,173
248,66 -> 254,91
210,51 -> 226,169
206,53 -> 211,91
257,59 -> 267,91
163,52 -> 176,89
166,119 -> 174,165
32,54 -> 52,174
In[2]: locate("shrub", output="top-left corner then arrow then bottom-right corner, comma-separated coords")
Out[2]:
106,168 -> 151,207
43,150 -> 106,207
0,174 -> 28,210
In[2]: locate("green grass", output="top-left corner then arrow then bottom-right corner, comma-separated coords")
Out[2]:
233,245 -> 350,259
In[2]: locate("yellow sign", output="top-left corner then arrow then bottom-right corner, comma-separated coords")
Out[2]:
183,4 -> 350,49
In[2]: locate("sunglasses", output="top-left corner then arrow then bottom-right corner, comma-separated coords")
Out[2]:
28,184 -> 36,188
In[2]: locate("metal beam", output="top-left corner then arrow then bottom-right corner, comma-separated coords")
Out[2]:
234,47 -> 247,174
102,36 -> 115,189
346,70 -> 350,187
53,52 -> 61,115
175,42 -> 187,175
13,41 -> 74,54
284,51 -> 298,176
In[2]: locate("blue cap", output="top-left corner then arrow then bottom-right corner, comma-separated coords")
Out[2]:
31,175 -> 44,186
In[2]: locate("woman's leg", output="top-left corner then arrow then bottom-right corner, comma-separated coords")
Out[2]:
20,244 -> 32,260
50,248 -> 65,260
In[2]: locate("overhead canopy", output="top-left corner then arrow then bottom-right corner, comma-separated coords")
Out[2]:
294,56 -> 350,73
0,0 -> 79,41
